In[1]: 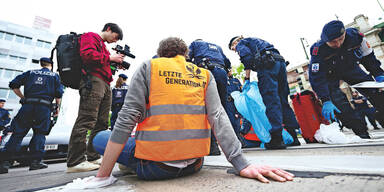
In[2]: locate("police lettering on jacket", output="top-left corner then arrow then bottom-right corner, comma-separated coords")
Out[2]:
9,68 -> 63,102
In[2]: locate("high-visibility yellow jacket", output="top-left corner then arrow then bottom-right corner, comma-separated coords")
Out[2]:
135,55 -> 211,161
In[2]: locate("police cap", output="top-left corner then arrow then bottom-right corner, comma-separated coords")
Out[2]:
0,98 -> 6,102
321,20 -> 345,42
40,57 -> 53,64
119,74 -> 128,79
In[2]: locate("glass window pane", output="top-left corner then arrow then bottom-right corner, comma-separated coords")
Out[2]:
44,42 -> 52,49
24,37 -> 32,45
0,31 -> 4,39
9,55 -> 18,60
5,33 -> 14,41
15,35 -> 24,43
19,57 -> 27,63
4,70 -> 14,79
36,40 -> 44,47
0,89 -> 8,98
14,71 -> 22,77
8,90 -> 17,99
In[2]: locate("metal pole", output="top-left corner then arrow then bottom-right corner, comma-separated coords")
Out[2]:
378,0 -> 384,13
300,38 -> 309,60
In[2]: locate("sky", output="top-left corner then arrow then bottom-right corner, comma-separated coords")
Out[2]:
1,0 -> 383,81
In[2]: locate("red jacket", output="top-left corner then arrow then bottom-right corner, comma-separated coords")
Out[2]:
79,32 -> 112,84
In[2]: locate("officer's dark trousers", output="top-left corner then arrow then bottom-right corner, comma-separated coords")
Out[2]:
210,66 -> 228,148
110,104 -> 123,130
329,87 -> 368,136
1,104 -> 51,161
93,131 -> 203,180
67,75 -> 112,167
257,60 -> 300,134
334,67 -> 384,133
226,101 -> 241,135
358,108 -> 379,128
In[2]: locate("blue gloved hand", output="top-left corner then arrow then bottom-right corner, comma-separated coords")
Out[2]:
375,75 -> 384,82
322,101 -> 341,121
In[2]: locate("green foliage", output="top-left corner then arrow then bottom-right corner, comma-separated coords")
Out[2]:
232,63 -> 245,80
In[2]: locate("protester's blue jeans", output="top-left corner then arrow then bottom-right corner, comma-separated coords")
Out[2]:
93,130 -> 203,180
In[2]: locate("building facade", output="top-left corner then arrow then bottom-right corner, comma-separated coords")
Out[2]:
0,20 -> 56,117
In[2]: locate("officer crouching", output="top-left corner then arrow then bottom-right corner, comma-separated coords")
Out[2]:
0,57 -> 63,174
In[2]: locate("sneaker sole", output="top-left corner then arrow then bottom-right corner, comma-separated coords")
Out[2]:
66,166 -> 99,173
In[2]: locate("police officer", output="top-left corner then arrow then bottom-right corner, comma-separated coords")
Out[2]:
110,74 -> 128,130
0,57 -> 63,174
0,99 -> 10,132
228,36 -> 301,149
226,69 -> 242,139
351,91 -> 382,130
189,39 -> 231,155
308,20 -> 384,138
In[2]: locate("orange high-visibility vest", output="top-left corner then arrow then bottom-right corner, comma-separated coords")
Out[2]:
240,119 -> 260,141
135,56 -> 211,161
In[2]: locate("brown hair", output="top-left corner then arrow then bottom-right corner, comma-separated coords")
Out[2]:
157,37 -> 188,58
115,77 -> 126,88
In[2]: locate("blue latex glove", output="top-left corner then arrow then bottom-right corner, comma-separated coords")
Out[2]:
322,101 -> 341,121
375,75 -> 384,82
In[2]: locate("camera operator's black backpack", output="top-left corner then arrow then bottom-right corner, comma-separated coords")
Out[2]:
50,32 -> 85,89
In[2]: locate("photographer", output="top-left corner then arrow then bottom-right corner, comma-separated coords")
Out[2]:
66,23 -> 124,173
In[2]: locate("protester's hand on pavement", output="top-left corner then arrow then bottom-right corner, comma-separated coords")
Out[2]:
239,164 -> 294,183
64,175 -> 117,190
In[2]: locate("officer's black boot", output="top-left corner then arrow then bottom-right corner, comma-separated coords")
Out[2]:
265,129 -> 287,150
209,141 -> 221,156
285,128 -> 301,146
29,160 -> 48,171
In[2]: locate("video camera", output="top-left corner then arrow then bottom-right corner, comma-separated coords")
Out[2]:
111,44 -> 136,74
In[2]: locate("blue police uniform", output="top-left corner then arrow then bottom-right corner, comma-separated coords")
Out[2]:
0,107 -> 10,130
309,25 -> 384,136
1,67 -> 63,163
234,37 -> 300,145
226,76 -> 242,136
188,40 -> 231,155
351,95 -> 381,129
110,83 -> 128,130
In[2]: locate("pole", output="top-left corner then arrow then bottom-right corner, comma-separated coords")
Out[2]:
300,38 -> 309,60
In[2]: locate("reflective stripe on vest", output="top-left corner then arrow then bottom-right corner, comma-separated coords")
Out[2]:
135,56 -> 211,161
244,126 -> 260,141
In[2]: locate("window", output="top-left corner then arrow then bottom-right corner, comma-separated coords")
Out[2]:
8,91 -> 17,99
0,31 -> 4,39
15,35 -> 24,43
3,69 -> 14,79
24,37 -> 32,45
5,32 -> 14,41
19,57 -> 27,63
36,40 -> 44,47
14,71 -> 22,77
9,55 -> 18,61
0,89 -> 8,98
44,41 -> 52,49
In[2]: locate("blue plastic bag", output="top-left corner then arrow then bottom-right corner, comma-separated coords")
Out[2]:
231,81 -> 293,145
